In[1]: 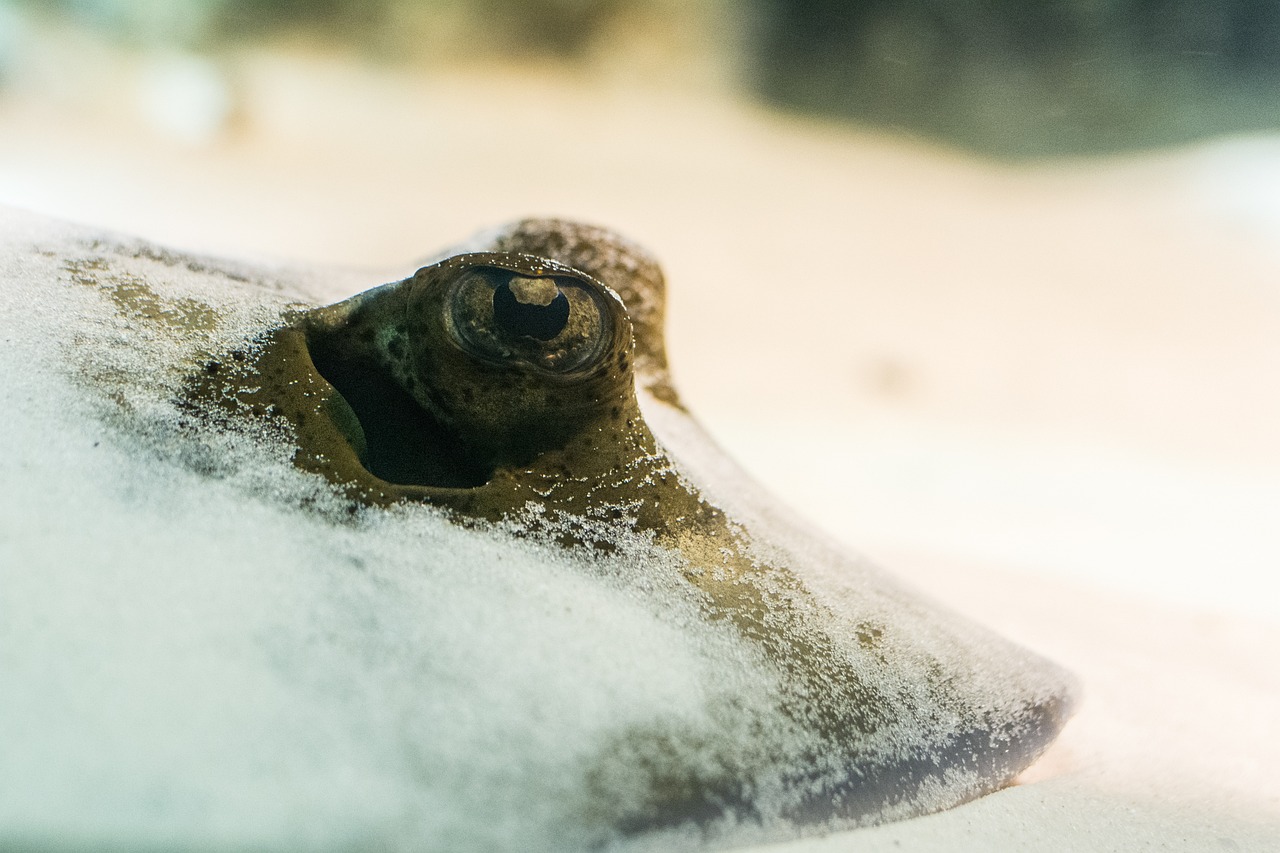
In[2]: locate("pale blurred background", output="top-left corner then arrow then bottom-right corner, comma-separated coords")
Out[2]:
1,0 -> 1278,623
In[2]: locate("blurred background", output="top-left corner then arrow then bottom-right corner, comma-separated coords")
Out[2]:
0,0 -> 1277,620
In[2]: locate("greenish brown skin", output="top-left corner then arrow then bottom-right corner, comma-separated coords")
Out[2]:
291,252 -> 653,514
192,222 -> 1068,833
225,251 -> 856,702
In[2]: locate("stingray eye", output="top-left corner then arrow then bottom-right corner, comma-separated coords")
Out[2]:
447,266 -> 614,373
492,277 -> 570,341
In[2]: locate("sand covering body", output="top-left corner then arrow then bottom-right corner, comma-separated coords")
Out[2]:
0,209 -> 1074,851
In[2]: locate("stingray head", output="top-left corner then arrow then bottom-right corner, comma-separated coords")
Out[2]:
300,251 -> 643,495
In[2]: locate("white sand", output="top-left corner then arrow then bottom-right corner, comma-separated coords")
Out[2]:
0,49 -> 1277,851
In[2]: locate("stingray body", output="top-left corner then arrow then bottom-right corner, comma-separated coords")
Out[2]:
188,219 -> 1077,833
0,208 -> 1077,849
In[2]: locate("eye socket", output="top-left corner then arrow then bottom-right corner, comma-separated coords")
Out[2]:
447,267 -> 614,373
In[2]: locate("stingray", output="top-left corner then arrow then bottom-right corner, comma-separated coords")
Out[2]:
1,211 -> 1075,849
192,219 -> 1077,827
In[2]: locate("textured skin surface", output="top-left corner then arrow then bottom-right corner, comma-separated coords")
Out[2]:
188,218 -> 1076,834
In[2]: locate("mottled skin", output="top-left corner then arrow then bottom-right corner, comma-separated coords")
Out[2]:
193,219 -> 1072,833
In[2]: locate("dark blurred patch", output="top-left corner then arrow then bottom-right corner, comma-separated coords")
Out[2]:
473,0 -> 626,56
216,0 -> 624,55
20,0 -> 630,55
750,0 -> 1280,157
212,0 -> 386,39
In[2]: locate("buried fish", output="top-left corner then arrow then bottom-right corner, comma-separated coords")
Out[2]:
186,218 -> 1078,834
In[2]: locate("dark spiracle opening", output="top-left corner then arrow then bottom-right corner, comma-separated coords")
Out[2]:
492,278 -> 571,340
308,334 -> 494,489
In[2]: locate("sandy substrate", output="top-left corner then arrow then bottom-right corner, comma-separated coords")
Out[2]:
1,47 -> 1277,850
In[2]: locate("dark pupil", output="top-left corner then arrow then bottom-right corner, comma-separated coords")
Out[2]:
492,278 -> 571,341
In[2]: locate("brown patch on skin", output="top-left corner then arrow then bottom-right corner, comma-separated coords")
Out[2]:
856,623 -> 885,649
644,379 -> 685,410
66,257 -> 219,332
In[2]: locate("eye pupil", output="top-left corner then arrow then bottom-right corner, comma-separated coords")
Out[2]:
448,265 -> 611,373
492,277 -> 571,341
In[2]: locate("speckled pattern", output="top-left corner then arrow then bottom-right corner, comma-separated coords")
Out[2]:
186,218 -> 1077,834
